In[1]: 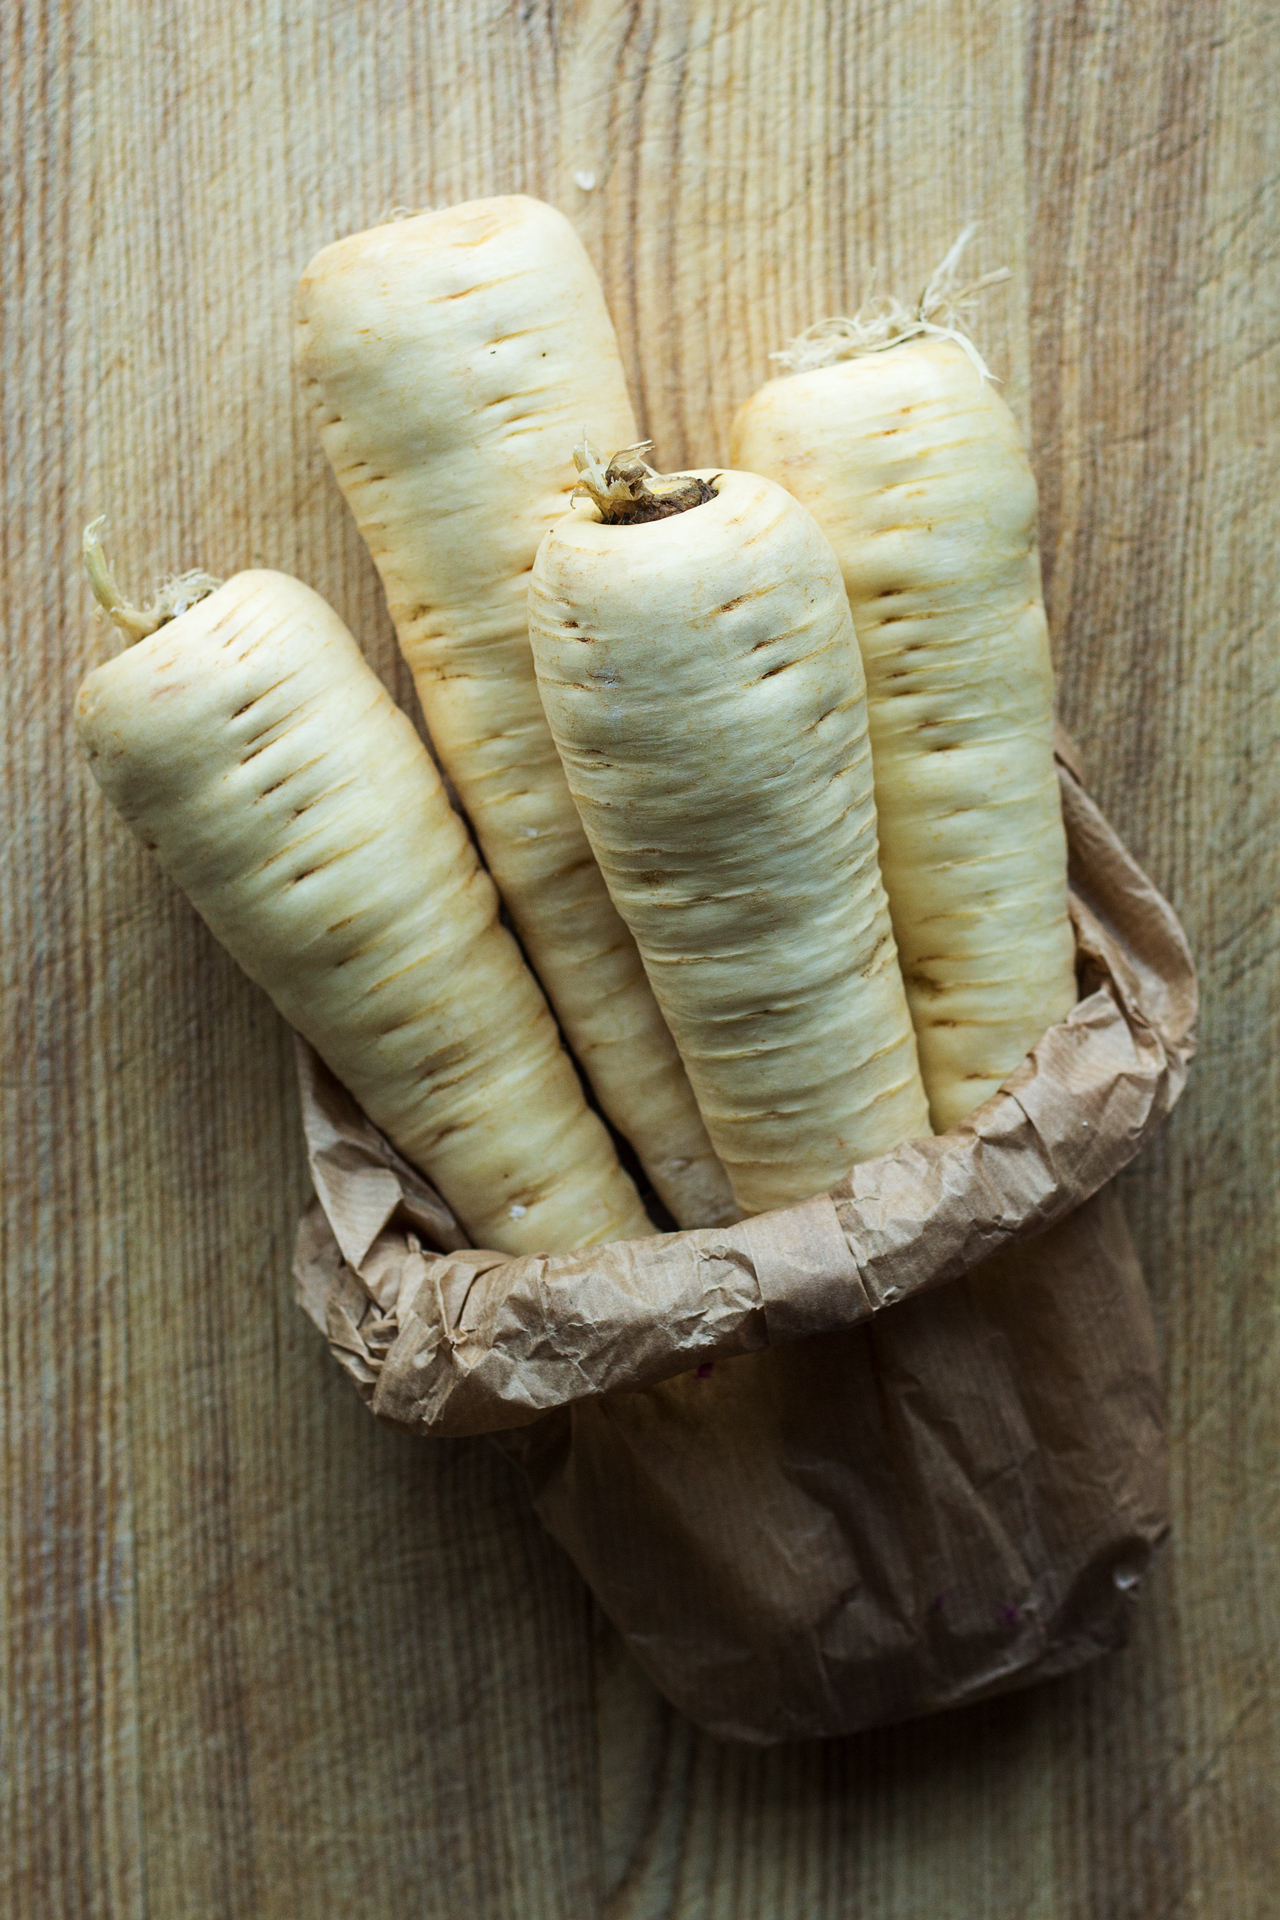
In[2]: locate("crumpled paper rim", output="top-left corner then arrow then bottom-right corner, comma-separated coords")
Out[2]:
293,744 -> 1197,1439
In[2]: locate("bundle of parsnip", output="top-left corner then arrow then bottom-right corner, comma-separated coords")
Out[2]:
77,203 -> 1076,1269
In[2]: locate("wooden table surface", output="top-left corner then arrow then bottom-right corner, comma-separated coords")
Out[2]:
4,1 -> 1276,1914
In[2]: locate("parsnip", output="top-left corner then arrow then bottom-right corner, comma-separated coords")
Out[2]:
731,265 -> 1076,1130
75,534 -> 651,1255
528,455 -> 931,1215
295,195 -> 737,1229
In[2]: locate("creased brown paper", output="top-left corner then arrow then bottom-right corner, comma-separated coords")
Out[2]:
293,748 -> 1196,1742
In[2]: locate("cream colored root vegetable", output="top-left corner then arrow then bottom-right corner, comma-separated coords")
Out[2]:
75,529 -> 651,1255
731,250 -> 1076,1129
295,195 -> 736,1229
528,454 -> 931,1215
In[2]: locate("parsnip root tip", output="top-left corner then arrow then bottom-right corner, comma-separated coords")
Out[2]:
769,225 -> 1011,381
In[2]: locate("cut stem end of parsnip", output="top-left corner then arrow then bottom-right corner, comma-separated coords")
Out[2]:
769,226 -> 1009,381
82,517 -> 221,645
572,438 -> 717,525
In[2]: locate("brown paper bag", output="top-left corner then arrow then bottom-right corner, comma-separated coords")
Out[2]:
293,748 -> 1195,1743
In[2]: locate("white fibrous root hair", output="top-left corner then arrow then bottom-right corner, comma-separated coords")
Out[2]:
82,518 -> 221,644
572,436 -> 718,525
770,225 -> 1010,381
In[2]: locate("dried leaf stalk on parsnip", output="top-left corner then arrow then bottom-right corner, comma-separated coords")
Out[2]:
528,445 -> 931,1216
731,232 -> 1077,1130
295,195 -> 737,1229
75,525 -> 652,1255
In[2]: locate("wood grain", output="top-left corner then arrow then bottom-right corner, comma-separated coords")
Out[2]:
3,4 -> 598,1916
2,0 -> 1275,1915
1027,0 -> 1280,1912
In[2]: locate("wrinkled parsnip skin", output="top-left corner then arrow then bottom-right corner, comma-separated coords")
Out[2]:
295,196 -> 737,1229
731,338 -> 1077,1130
75,571 -> 651,1254
529,471 -> 931,1215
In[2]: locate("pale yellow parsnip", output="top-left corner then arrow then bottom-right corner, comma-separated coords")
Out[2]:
732,338 -> 1076,1130
75,569 -> 651,1254
295,195 -> 737,1229
529,469 -> 931,1215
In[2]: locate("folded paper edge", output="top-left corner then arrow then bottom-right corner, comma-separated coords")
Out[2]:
293,751 -> 1197,1438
